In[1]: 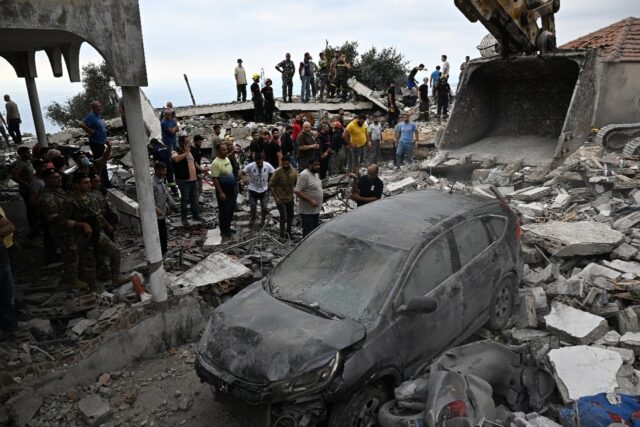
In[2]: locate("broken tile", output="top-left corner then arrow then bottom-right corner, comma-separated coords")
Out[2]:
544,302 -> 608,344
203,228 -> 222,248
170,252 -> 252,295
523,221 -> 624,257
548,346 -> 623,403
78,394 -> 112,427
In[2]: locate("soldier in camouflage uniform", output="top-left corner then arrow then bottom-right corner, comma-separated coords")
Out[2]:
63,172 -> 129,289
37,169 -> 88,290
275,53 -> 295,102
89,173 -> 120,280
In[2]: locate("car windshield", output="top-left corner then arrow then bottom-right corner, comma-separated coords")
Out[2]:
269,230 -> 408,322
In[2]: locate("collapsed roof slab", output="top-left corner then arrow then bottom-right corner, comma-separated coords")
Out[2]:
170,101 -> 255,118
275,100 -> 374,112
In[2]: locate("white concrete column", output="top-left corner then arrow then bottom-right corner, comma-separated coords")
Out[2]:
121,86 -> 167,303
25,77 -> 48,147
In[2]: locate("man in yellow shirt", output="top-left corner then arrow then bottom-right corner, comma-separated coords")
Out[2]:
211,142 -> 237,238
343,114 -> 370,174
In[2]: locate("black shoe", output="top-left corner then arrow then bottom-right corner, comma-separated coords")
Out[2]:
229,228 -> 237,234
182,219 -> 190,226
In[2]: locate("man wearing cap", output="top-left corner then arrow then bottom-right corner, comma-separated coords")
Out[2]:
250,74 -> 264,123
418,77 -> 430,121
235,59 -> 248,102
38,169 -> 88,289
275,53 -> 295,103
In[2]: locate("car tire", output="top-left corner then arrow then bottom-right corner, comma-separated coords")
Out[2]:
488,277 -> 516,330
378,400 -> 425,427
328,382 -> 390,427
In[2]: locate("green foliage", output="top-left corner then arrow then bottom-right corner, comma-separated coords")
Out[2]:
323,40 -> 359,65
354,46 -> 409,90
46,61 -> 118,128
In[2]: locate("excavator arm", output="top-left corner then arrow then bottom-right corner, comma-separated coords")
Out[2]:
454,0 -> 560,56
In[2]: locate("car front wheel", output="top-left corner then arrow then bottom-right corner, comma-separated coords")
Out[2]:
328,382 -> 390,427
488,277 -> 516,330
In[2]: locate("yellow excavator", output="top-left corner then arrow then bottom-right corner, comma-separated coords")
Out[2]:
440,0 -> 598,168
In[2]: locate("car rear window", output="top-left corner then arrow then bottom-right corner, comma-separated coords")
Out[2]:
452,218 -> 491,267
484,216 -> 507,242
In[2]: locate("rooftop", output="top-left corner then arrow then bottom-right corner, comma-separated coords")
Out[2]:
561,17 -> 640,62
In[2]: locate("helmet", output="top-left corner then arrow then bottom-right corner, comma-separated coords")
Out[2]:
252,73 -> 260,80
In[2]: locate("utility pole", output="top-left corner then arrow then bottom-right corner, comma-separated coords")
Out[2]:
183,74 -> 196,105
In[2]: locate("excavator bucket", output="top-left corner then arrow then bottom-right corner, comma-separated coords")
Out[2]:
438,49 -> 598,168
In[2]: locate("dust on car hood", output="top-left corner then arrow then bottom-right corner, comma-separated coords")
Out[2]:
199,282 -> 366,384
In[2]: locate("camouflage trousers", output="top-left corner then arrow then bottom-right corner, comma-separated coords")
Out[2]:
77,232 -> 121,286
282,76 -> 293,101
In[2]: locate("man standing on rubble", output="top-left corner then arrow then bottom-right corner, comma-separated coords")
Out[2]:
152,162 -> 175,255
367,117 -> 382,165
387,82 -> 399,128
38,169 -> 88,290
281,125 -> 297,168
261,78 -> 275,124
317,51 -> 329,101
318,124 -> 334,179
241,153 -> 275,230
212,142 -> 237,238
89,173 -> 118,242
294,157 -> 323,238
235,59 -> 247,102
334,53 -> 351,102
192,135 -> 209,200
441,55 -> 451,78
296,121 -> 320,170
270,156 -> 297,239
330,121 -> 346,175
418,77 -> 430,121
80,101 -> 110,190
394,113 -> 419,167
436,76 -> 452,119
299,52 -> 315,103
160,109 -> 180,195
63,172 -> 129,289
265,128 -> 282,168
430,66 -> 442,98
344,114 -> 370,174
4,95 -> 21,144
250,74 -> 264,123
407,64 -> 425,91
349,164 -> 383,206
275,53 -> 295,103
171,134 -> 202,226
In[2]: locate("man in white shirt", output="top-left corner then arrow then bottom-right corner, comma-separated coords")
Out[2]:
241,153 -> 275,229
367,117 -> 382,166
235,59 -> 248,102
294,157 -> 323,237
441,55 -> 451,78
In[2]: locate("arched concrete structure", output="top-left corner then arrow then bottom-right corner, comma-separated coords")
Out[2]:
0,0 -> 166,303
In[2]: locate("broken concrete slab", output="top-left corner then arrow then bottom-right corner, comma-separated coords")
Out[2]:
5,388 -> 43,427
515,202 -> 545,218
530,287 -> 548,311
347,78 -> 388,110
548,346 -> 623,403
71,319 -> 97,337
78,394 -> 112,427
545,279 -> 584,298
574,262 -> 622,281
605,346 -> 636,364
171,101 -> 254,118
544,302 -> 608,344
203,228 -> 222,248
620,332 -> 640,355
386,177 -> 417,193
550,192 -> 572,210
509,186 -> 552,202
28,318 -> 53,336
275,100 -> 374,112
613,211 -> 640,232
107,189 -> 141,234
520,243 -> 544,264
517,293 -> 538,328
603,259 -> 640,277
617,307 -> 640,335
523,221 -> 624,257
511,329 -> 551,344
169,252 -> 251,296
140,89 -> 161,140
523,264 -> 557,287
612,243 -> 638,261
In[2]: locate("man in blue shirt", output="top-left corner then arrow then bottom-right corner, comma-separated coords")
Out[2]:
80,101 -> 109,189
394,113 -> 419,167
161,109 -> 179,151
430,66 -> 442,97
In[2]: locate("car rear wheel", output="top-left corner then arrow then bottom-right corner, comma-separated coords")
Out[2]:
488,277 -> 515,330
378,400 -> 425,427
328,382 -> 390,427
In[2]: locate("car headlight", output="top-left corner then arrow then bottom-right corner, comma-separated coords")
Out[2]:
271,352 -> 341,397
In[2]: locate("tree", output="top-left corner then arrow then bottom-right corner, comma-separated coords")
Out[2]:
354,46 -> 409,90
323,40 -> 359,66
46,61 -> 117,128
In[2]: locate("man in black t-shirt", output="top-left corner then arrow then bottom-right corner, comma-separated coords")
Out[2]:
418,77 -> 430,121
387,82 -> 399,128
250,74 -> 263,122
265,128 -> 282,168
349,164 -> 383,206
407,64 -> 425,90
249,129 -> 265,161
261,78 -> 275,124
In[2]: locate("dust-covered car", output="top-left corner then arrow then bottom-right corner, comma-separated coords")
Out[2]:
195,190 -> 523,426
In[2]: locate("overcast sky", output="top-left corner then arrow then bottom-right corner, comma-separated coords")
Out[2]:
0,0 -> 637,131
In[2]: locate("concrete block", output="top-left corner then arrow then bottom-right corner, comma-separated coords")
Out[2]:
511,329 -> 551,345
544,303 -> 608,345
523,264 -> 556,287
516,202 -> 545,218
203,228 -> 222,248
613,211 -> 640,231
550,192 -> 572,210
78,394 -> 112,426
548,346 -> 623,403
620,332 -> 640,355
5,388 -> 43,427
574,263 -> 621,281
545,279 -> 584,298
386,177 -> 417,193
612,243 -> 638,261
606,346 -> 636,364
617,307 -> 640,335
530,287 -> 548,312
107,189 -> 141,234
603,330 -> 622,346
28,318 -> 53,336
520,243 -> 543,264
517,294 -> 538,328
509,186 -> 553,202
170,252 -> 252,296
603,259 -> 640,277
72,319 -> 97,337
523,221 -> 624,257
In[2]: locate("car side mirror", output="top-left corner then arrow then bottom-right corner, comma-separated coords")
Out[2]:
398,296 -> 437,315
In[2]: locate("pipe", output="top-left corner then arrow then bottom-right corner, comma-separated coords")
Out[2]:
121,86 -> 167,303
25,77 -> 48,148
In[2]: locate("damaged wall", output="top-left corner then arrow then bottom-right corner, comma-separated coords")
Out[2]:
595,62 -> 640,127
